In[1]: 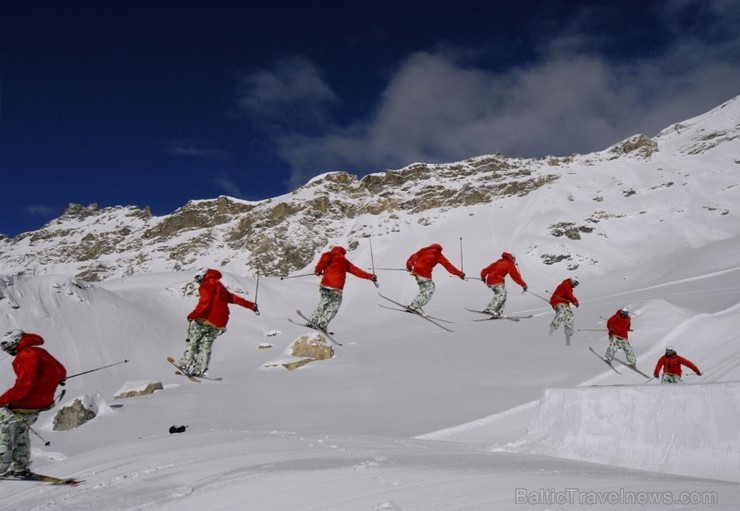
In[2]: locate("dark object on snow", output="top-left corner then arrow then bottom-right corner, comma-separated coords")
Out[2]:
169,425 -> 188,434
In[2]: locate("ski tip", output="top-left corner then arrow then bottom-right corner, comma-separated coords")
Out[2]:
166,356 -> 175,362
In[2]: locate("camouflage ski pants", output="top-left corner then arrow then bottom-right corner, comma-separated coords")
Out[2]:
605,336 -> 636,365
410,276 -> 435,309
549,304 -> 574,337
309,286 -> 343,330
660,373 -> 683,384
0,408 -> 38,473
178,320 -> 222,376
484,284 -> 507,315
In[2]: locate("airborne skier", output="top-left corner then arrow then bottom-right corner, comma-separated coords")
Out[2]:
177,269 -> 258,377
405,243 -> 465,314
479,252 -> 527,317
307,246 -> 377,332
548,276 -> 580,342
603,307 -> 636,366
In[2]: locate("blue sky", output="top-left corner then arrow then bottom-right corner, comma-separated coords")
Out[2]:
1,1 -> 739,237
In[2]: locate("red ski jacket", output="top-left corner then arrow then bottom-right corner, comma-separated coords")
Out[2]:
187,269 -> 255,329
0,333 -> 66,410
315,246 -> 374,290
480,252 -> 527,288
607,311 -> 631,339
653,354 -> 700,378
406,244 -> 462,280
549,279 -> 579,308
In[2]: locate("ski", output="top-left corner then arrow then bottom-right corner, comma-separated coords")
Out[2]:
466,308 -> 533,322
612,357 -> 651,378
0,472 -> 84,486
378,304 -> 454,323
174,370 -> 222,382
166,357 -> 201,382
588,347 -> 621,374
290,310 -> 343,346
377,293 -> 454,332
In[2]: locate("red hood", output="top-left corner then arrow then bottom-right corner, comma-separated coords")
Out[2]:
330,246 -> 347,256
204,269 -> 223,281
501,252 -> 514,262
18,333 -> 44,351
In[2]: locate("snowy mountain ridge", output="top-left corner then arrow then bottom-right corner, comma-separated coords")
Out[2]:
1,95 -> 738,283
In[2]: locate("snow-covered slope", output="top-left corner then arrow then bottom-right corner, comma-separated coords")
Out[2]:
0,97 -> 738,509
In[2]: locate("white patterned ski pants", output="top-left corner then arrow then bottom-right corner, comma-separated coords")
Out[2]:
605,336 -> 636,365
410,276 -> 435,309
484,284 -> 507,314
660,373 -> 683,384
178,320 -> 222,376
0,408 -> 38,473
309,286 -> 343,330
549,304 -> 574,337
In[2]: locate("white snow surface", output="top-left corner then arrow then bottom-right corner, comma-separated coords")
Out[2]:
0,98 -> 739,509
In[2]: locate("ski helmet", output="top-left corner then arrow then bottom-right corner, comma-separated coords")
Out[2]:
0,329 -> 24,355
665,345 -> 676,355
570,276 -> 579,286
619,306 -> 629,316
194,268 -> 207,283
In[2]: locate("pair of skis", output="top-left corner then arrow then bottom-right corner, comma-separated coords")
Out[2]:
166,357 -> 223,382
0,471 -> 83,486
588,347 -> 650,378
465,308 -> 534,322
289,310 -> 343,346
377,293 -> 455,332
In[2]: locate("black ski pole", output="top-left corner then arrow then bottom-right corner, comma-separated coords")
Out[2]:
64,359 -> 129,381
279,273 -> 314,280
527,290 -> 551,303
6,408 -> 51,446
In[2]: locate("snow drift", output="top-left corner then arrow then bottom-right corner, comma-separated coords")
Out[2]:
515,383 -> 740,483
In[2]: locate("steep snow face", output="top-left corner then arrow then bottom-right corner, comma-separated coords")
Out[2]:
514,383 -> 740,483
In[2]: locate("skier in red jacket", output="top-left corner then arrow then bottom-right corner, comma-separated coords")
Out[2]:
548,277 -> 580,342
653,346 -> 701,384
479,252 -> 527,317
406,243 -> 464,313
177,268 -> 258,377
308,246 -> 377,332
603,307 -> 636,366
0,330 -> 66,476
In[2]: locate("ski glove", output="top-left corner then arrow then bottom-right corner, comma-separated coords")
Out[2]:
459,273 -> 466,280
253,304 -> 260,315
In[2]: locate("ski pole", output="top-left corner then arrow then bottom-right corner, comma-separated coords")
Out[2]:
369,237 -> 379,288
64,359 -> 129,381
526,290 -> 551,303
253,273 -> 261,315
459,237 -> 464,274
6,408 -> 51,446
279,273 -> 314,280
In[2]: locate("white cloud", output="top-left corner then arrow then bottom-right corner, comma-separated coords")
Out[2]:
26,204 -> 57,217
167,140 -> 228,160
236,56 -> 339,132
241,7 -> 740,189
